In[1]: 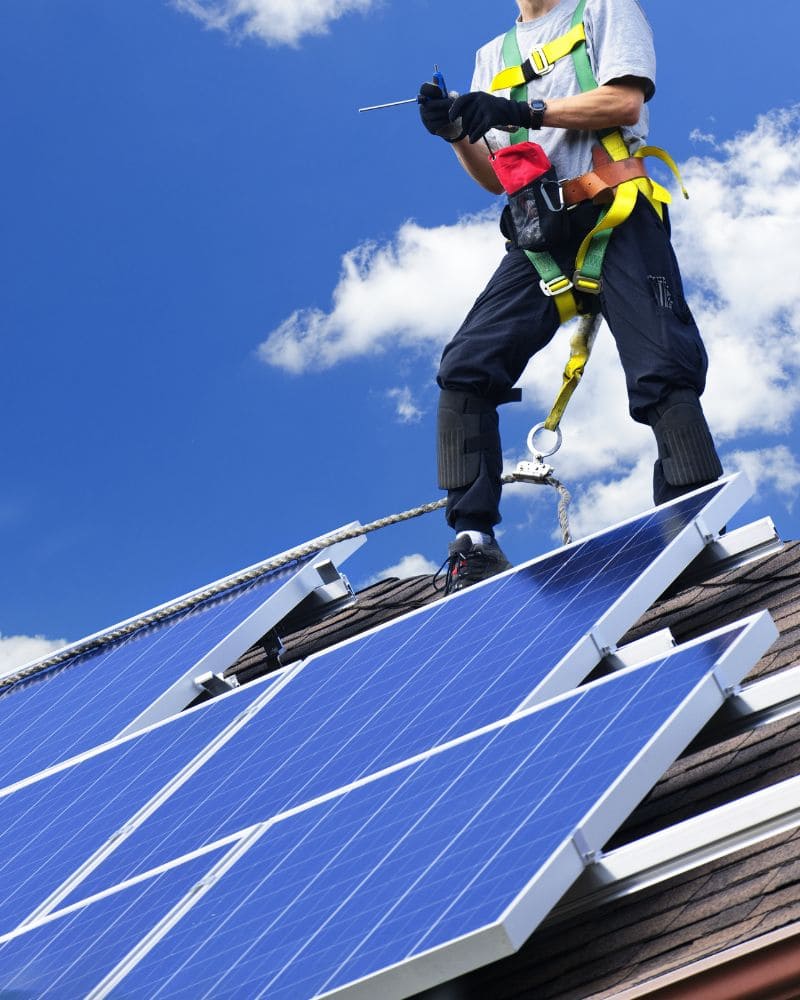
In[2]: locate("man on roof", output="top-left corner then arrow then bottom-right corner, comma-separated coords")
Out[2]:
420,0 -> 722,594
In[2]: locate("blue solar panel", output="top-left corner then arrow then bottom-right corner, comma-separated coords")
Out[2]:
64,617 -> 767,999
65,481 -> 742,899
0,847 -> 225,998
0,678 -> 269,935
0,555 -> 317,788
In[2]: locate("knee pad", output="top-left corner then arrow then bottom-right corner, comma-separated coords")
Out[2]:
437,390 -> 500,490
648,389 -> 723,488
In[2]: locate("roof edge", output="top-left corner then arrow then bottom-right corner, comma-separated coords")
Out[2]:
596,918 -> 800,999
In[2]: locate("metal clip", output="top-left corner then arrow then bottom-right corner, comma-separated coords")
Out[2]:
539,275 -> 574,298
540,179 -> 564,213
512,422 -> 562,482
572,270 -> 603,295
527,422 -> 563,458
513,458 -> 554,483
530,46 -> 555,76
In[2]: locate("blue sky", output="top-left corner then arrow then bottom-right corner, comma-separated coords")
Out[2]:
2,0 -> 799,657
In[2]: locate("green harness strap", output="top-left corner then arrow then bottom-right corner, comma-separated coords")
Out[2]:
568,0 -> 596,93
568,0 -> 622,292
500,0 -> 610,425
501,25 -> 580,324
500,0 -> 612,316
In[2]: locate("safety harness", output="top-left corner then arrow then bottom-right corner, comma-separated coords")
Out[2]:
491,0 -> 688,431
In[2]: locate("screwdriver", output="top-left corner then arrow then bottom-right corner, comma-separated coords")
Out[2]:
358,68 -> 517,137
359,65 -> 454,113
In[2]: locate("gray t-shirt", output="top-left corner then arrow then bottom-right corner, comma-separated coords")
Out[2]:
470,0 -> 656,180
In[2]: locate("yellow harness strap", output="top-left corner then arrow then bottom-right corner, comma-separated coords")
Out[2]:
490,23 -> 587,92
547,135 -> 689,430
551,279 -> 579,325
544,316 -> 599,431
573,133 -> 690,275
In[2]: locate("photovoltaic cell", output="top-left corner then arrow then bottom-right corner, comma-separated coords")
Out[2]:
0,847 -> 226,998
0,678 -> 268,935
69,482 -> 738,899
0,556 -> 315,788
91,618 -> 766,1000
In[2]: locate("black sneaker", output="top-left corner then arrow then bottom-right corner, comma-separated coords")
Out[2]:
435,536 -> 512,595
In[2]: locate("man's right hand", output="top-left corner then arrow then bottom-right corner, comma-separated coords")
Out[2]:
418,82 -> 465,143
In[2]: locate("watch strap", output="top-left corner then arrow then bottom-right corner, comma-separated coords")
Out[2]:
530,99 -> 547,130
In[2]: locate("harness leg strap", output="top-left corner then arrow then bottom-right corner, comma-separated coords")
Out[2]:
648,389 -> 723,500
437,390 -> 503,491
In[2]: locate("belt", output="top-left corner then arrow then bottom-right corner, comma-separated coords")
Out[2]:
560,150 -> 649,207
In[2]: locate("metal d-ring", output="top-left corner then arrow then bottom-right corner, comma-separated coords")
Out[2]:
527,422 -> 563,459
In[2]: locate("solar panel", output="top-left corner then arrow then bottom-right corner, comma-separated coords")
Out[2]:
55,477 -> 750,900
0,847 -> 227,998
0,672 -> 281,934
0,613 -> 775,999
0,536 -> 362,788
0,476 -> 757,993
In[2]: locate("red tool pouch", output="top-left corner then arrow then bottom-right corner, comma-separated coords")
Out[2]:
491,142 -> 568,251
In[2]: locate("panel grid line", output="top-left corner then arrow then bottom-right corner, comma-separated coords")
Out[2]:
87,826 -> 268,1000
20,662 -> 304,927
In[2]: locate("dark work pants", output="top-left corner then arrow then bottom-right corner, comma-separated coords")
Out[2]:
437,195 -> 709,533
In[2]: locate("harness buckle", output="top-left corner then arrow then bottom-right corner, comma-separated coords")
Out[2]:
530,46 -> 555,76
540,275 -> 574,298
572,270 -> 603,295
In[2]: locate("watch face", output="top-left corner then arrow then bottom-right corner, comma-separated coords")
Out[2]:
529,99 -> 546,129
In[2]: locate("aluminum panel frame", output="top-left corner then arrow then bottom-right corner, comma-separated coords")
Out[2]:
85,614 -> 775,1000
517,472 -> 752,708
117,537 -> 364,737
33,476 -> 755,921
315,614 -> 777,1000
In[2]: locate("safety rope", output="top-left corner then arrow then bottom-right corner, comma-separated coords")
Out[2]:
0,477 -> 571,692
540,474 -> 573,545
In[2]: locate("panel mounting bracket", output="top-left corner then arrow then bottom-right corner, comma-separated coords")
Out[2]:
693,516 -> 716,545
194,673 -> 238,697
572,826 -> 602,866
589,629 -> 616,659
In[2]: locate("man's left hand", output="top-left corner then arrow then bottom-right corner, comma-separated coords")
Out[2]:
449,93 -> 532,143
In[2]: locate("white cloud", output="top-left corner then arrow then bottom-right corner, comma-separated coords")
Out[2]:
672,106 -> 800,439
688,128 -> 719,148
0,634 -> 67,676
365,553 -> 439,586
174,0 -> 377,46
725,445 -> 800,507
386,386 -> 423,424
563,456 -> 655,540
259,214 -> 503,372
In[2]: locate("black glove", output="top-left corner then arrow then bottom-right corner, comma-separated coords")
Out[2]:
418,82 -> 466,143
449,92 -> 532,143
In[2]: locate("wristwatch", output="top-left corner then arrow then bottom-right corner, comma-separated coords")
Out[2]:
529,99 -> 547,130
